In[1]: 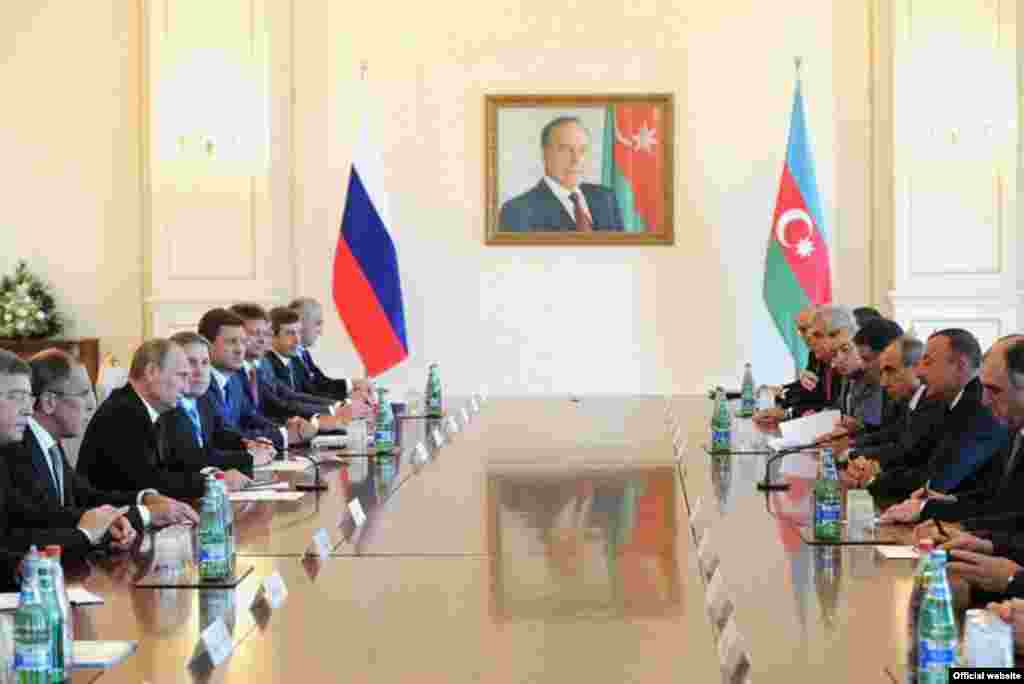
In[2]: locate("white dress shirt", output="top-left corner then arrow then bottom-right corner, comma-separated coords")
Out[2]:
543,176 -> 592,225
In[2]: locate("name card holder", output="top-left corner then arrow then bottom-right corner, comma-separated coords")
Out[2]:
414,442 -> 430,463
309,528 -> 331,561
200,618 -> 233,667
446,415 -> 460,435
705,569 -> 734,633
697,531 -> 720,583
348,498 -> 367,527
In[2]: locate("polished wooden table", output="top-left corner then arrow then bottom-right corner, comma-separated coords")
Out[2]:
49,396 -> 909,682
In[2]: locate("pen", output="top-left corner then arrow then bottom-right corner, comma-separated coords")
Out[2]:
243,481 -> 286,491
934,519 -> 948,539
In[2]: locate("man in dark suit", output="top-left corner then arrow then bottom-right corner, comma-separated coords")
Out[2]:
499,116 -> 624,232
882,335 -> 1024,524
0,350 -> 131,586
198,308 -> 315,447
77,339 -> 248,500
160,331 -> 266,477
868,329 -> 1008,504
9,349 -> 198,535
846,335 -> 930,470
289,297 -> 374,403
228,303 -> 344,424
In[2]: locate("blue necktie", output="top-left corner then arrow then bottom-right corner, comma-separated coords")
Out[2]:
299,349 -> 314,378
179,399 -> 204,448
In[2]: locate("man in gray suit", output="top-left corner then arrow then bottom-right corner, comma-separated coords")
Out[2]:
499,116 -> 624,232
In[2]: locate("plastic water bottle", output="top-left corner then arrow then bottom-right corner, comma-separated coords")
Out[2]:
710,387 -> 732,454
198,480 -> 229,581
373,388 -> 395,452
425,364 -> 443,418
905,538 -> 936,684
213,473 -> 234,575
42,548 -> 71,684
13,548 -> 51,684
34,563 -> 64,684
917,550 -> 958,683
813,448 -> 841,541
738,363 -> 756,417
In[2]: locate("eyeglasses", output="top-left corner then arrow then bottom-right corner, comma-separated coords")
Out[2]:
0,390 -> 35,405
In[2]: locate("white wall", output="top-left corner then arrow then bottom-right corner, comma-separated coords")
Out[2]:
293,0 -> 872,395
1,1 -> 882,396
0,1 -> 144,365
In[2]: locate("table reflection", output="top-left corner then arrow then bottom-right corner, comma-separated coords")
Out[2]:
488,465 -> 680,620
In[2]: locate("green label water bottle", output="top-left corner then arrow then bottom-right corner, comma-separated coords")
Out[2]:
918,550 -> 958,683
374,388 -> 395,451
906,539 -> 936,684
738,363 -> 756,417
814,448 -> 841,541
198,485 -> 229,581
14,549 -> 51,684
710,387 -> 732,454
36,564 -> 64,684
425,364 -> 443,417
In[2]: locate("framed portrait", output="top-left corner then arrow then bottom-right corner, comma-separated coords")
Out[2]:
485,93 -> 674,246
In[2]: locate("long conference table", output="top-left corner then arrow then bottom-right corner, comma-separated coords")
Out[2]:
30,396 -> 922,683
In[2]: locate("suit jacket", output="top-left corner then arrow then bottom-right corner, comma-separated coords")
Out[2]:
920,432 -> 1024,523
296,348 -> 349,402
253,359 -> 333,421
0,443 -> 95,584
157,394 -> 252,475
860,389 -> 908,439
778,362 -> 840,415
837,371 -> 884,428
867,378 -> 1008,500
499,181 -> 624,232
205,371 -> 284,448
9,427 -> 145,533
76,384 -> 208,500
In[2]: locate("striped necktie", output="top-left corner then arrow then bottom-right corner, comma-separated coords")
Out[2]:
1001,433 -> 1024,490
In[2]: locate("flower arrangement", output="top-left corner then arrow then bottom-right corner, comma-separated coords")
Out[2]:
0,261 -> 64,339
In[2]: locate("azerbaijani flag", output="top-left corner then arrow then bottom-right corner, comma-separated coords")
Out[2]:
601,104 -> 664,233
332,127 -> 409,377
763,79 -> 832,369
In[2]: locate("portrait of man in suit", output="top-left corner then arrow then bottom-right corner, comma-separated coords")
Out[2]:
499,116 -> 624,233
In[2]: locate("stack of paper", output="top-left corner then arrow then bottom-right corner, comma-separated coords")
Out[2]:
768,410 -> 840,450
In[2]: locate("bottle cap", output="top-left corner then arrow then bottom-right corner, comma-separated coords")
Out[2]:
215,471 -> 225,479
917,538 -> 935,552
44,545 -> 62,558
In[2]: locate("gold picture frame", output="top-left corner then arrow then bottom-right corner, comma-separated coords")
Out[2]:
485,93 -> 674,246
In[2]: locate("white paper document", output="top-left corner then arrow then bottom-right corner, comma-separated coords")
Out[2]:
0,587 -> 104,611
242,481 -> 290,492
228,491 -> 305,502
72,640 -> 137,669
770,410 -> 840,450
254,460 -> 311,473
876,546 -> 919,560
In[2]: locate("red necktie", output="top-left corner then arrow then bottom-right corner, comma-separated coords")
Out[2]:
247,366 -> 259,405
570,192 -> 593,232
824,368 -> 832,402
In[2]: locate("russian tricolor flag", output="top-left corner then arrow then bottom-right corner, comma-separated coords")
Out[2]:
332,130 -> 409,377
